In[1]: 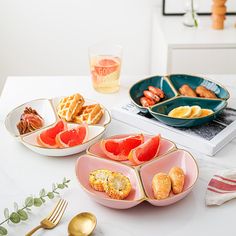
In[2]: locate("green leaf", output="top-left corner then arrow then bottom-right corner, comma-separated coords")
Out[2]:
57,184 -> 64,189
25,197 -> 34,207
4,208 -> 9,220
64,184 -> 68,188
47,192 -> 54,199
33,198 -> 42,207
14,202 -> 18,212
39,188 -> 46,197
0,226 -> 7,235
41,197 -> 46,203
17,210 -> 28,221
9,212 -> 20,224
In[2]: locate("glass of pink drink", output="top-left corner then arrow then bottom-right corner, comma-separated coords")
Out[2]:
89,43 -> 122,93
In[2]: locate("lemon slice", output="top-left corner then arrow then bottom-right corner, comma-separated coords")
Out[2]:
168,106 -> 191,118
190,105 -> 202,118
199,109 -> 214,117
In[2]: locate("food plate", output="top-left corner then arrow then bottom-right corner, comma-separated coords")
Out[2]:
129,74 -> 229,127
75,148 -> 198,209
5,96 -> 111,156
87,134 -> 176,166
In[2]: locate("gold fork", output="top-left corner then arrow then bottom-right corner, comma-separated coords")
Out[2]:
25,199 -> 68,236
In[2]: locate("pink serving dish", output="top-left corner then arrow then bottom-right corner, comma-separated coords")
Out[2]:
75,145 -> 198,209
87,134 -> 176,166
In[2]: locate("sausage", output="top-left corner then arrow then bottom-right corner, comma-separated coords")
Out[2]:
140,97 -> 155,107
143,90 -> 160,102
148,86 -> 165,99
196,86 -> 217,98
179,84 -> 197,97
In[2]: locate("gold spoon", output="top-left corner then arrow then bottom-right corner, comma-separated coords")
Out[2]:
68,212 -> 97,236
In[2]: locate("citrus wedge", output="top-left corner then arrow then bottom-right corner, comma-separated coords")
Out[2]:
128,135 -> 161,166
37,120 -> 67,148
199,109 -> 214,118
100,134 -> 144,161
56,123 -> 88,148
189,105 -> 202,118
168,106 -> 191,118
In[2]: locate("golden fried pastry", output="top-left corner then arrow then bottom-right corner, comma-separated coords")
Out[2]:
152,173 -> 171,200
105,172 -> 132,200
57,93 -> 85,121
179,84 -> 197,97
73,104 -> 104,125
169,167 -> 185,194
196,86 -> 217,99
89,169 -> 112,192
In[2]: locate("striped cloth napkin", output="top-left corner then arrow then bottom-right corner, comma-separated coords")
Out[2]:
206,170 -> 236,206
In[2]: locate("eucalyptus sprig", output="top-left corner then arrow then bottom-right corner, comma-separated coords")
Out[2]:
0,177 -> 70,235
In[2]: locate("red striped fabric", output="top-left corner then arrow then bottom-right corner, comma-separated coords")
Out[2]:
207,187 -> 234,194
214,175 -> 236,184
209,178 -> 236,191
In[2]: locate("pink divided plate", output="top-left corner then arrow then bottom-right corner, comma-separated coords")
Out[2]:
75,148 -> 199,209
87,134 -> 176,166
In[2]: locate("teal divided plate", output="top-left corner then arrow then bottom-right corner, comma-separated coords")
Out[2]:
149,97 -> 227,127
169,74 -> 229,100
129,75 -> 177,112
129,74 -> 230,127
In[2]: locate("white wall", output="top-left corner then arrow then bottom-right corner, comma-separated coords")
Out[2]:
0,0 -> 162,93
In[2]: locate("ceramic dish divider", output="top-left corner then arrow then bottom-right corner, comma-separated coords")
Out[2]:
5,96 -> 111,156
129,74 -> 230,127
77,136 -> 199,208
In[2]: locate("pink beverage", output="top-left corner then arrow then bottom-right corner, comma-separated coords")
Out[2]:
89,43 -> 122,93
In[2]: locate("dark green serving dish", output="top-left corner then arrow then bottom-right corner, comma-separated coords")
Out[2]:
129,74 -> 230,127
149,97 -> 227,127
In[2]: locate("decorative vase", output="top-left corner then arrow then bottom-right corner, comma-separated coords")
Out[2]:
183,0 -> 199,27
212,0 -> 227,30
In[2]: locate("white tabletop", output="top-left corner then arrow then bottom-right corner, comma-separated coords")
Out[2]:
0,75 -> 236,236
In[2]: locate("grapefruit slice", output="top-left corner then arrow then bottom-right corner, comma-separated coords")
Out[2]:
128,135 -> 161,165
100,134 -> 144,161
56,123 -> 88,148
37,120 -> 67,148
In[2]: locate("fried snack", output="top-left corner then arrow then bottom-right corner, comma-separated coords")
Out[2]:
196,86 -> 217,99
148,86 -> 165,99
179,84 -> 197,97
57,93 -> 85,121
105,172 -> 132,200
73,104 -> 104,125
152,173 -> 171,200
169,167 -> 185,194
89,169 -> 112,192
140,97 -> 155,107
143,90 -> 160,102
17,107 -> 44,135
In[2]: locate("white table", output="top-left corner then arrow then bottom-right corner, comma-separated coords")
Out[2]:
0,75 -> 236,236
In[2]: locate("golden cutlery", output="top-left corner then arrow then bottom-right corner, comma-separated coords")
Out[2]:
68,212 -> 97,236
25,198 -> 68,236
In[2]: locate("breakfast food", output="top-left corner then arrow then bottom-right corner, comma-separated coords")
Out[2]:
196,86 -> 217,99
57,93 -> 85,121
168,106 -> 213,119
128,135 -> 160,166
152,166 -> 185,200
104,172 -> 132,200
17,107 -> 44,135
89,169 -> 112,192
179,84 -> 197,97
169,167 -> 185,194
152,173 -> 171,200
73,104 -> 104,125
37,120 -> 88,148
55,123 -> 88,148
140,86 -> 165,107
179,84 -> 217,98
89,170 -> 132,200
100,134 -> 144,161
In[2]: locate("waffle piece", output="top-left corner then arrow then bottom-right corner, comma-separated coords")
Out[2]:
104,172 -> 132,200
73,104 -> 104,125
89,169 -> 112,192
57,93 -> 85,121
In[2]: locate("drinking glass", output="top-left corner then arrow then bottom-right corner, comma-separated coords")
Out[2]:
89,43 -> 122,93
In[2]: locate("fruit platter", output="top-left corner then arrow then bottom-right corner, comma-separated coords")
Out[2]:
129,74 -> 229,127
5,93 -> 111,156
75,133 -> 198,209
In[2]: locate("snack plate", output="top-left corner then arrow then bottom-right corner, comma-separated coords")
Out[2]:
76,146 -> 198,209
129,74 -> 230,127
5,97 -> 111,156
